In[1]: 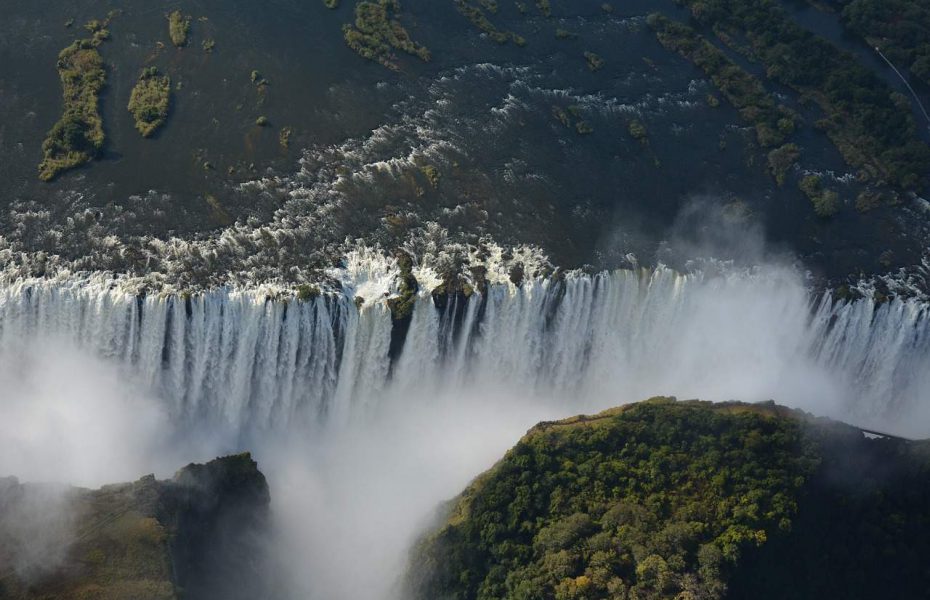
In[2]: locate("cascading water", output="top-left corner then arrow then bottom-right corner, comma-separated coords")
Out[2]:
2,264 -> 928,438
3,261 -> 930,600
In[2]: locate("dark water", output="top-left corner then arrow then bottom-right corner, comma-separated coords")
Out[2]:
0,0 -> 927,284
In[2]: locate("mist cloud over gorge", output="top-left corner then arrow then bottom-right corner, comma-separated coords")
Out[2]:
0,232 -> 928,598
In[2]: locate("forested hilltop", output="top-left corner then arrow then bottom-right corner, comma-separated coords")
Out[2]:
407,398 -> 930,600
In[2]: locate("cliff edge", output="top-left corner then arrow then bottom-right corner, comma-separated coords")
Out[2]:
0,453 -> 270,600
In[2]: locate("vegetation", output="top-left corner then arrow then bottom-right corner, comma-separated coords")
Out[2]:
818,0 -> 930,87
408,398 -> 930,600
478,0 -> 499,13
799,174 -> 840,217
648,15 -> 796,149
168,10 -> 190,47
767,143 -> 801,186
454,0 -> 517,45
421,164 -> 441,188
584,51 -> 605,71
387,251 -> 418,320
255,115 -> 270,127
37,25 -> 110,181
279,126 -> 292,149
296,284 -> 321,301
128,67 -> 171,137
552,105 -> 594,136
202,38 -> 215,52
855,188 -> 898,213
669,0 -> 930,190
324,0 -> 340,8
628,119 -> 648,141
342,0 -> 431,70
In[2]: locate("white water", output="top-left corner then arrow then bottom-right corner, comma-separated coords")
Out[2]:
1,265 -> 927,436
2,264 -> 930,599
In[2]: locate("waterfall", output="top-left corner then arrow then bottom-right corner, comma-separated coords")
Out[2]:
2,265 -> 929,437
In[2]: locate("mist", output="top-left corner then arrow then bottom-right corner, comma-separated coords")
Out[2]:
0,338 -> 182,487
263,388 -> 565,600
0,336 -> 220,580
0,479 -> 74,582
0,250 -> 928,598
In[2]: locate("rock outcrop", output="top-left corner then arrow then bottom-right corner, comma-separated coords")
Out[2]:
0,453 -> 270,600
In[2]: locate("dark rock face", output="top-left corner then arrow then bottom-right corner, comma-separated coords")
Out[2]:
160,453 -> 272,600
727,433 -> 930,600
0,453 -> 271,600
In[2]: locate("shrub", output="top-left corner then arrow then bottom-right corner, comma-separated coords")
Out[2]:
168,10 -> 190,47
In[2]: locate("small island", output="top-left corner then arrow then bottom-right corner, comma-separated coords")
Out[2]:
168,10 -> 190,47
342,0 -> 430,70
37,20 -> 110,181
127,67 -> 171,137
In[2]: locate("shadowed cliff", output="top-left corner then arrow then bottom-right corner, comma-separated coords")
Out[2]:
0,453 -> 270,600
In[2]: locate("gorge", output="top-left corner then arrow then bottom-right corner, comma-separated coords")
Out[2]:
1,258 -> 929,598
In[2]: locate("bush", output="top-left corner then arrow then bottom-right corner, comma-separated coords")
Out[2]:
168,10 -> 190,47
